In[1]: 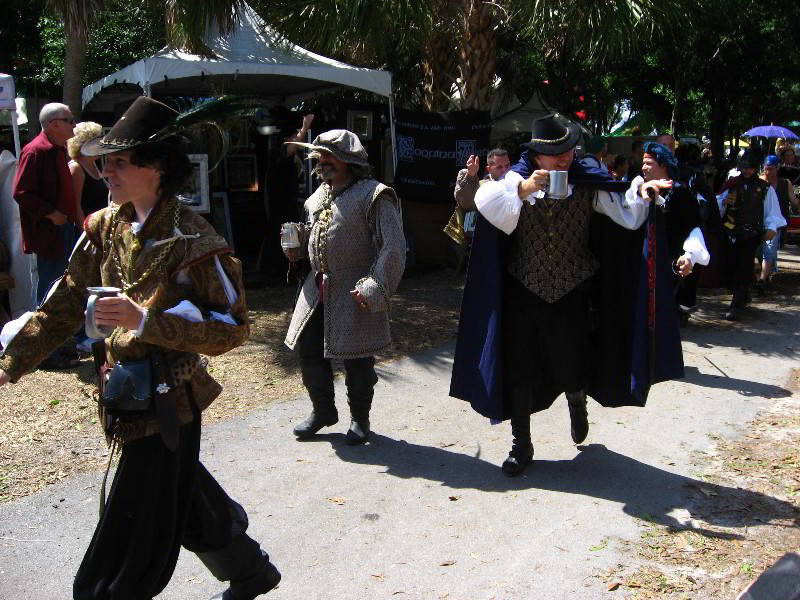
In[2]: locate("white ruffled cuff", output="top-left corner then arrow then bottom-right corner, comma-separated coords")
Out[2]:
682,227 -> 710,266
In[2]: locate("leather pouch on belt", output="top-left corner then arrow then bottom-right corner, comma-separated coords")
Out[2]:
102,360 -> 154,414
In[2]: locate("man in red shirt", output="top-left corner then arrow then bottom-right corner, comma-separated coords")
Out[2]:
12,102 -> 81,367
13,103 -> 80,302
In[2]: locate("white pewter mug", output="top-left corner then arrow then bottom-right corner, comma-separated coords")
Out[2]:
85,286 -> 121,339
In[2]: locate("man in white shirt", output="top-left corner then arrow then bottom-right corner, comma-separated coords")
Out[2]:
470,115 -> 671,476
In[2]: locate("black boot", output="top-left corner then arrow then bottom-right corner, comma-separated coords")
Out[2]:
502,386 -> 534,476
197,534 -> 281,600
345,395 -> 372,446
293,397 -> 338,438
566,389 -> 589,444
724,301 -> 742,321
502,415 -> 534,477
344,357 -> 377,446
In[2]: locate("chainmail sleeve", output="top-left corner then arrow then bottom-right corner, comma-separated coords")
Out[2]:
355,190 -> 405,312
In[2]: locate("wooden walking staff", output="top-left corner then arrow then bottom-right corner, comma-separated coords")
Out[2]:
645,187 -> 658,384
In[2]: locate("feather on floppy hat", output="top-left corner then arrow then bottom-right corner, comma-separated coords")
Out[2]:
285,129 -> 370,166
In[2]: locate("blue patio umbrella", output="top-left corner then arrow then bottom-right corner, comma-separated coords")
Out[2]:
742,125 -> 799,139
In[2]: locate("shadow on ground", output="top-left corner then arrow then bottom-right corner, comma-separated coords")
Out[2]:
682,366 -> 793,398
301,436 -> 800,539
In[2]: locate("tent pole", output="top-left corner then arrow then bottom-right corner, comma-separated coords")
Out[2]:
143,83 -> 152,97
388,92 -> 397,175
11,111 -> 21,158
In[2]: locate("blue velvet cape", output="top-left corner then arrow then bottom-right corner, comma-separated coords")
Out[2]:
449,152 -> 684,420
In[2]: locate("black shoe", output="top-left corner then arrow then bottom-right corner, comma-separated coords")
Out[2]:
198,536 -> 281,600
345,419 -> 370,445
209,559 -> 281,600
678,312 -> 690,327
724,304 -> 741,321
502,441 -> 534,477
754,280 -> 767,296
293,410 -> 338,438
566,390 -> 589,444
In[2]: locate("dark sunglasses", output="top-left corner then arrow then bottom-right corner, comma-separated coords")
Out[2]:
52,117 -> 75,125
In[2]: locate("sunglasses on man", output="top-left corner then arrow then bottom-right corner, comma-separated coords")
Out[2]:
52,117 -> 75,125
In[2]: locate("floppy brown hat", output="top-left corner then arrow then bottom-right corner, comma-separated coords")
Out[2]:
286,129 -> 370,166
81,96 -> 179,157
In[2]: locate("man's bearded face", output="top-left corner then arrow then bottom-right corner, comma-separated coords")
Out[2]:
317,150 -> 348,184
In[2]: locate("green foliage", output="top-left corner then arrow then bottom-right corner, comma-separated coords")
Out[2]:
34,0 -> 165,94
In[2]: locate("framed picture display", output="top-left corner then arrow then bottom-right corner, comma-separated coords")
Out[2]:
347,110 -> 373,140
226,154 -> 259,192
230,118 -> 250,149
210,192 -> 235,253
184,154 -> 210,213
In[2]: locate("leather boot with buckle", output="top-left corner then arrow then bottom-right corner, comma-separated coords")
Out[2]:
566,389 -> 589,444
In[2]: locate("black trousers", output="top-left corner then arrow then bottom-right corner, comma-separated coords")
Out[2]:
723,235 -> 762,306
296,305 -> 377,410
502,275 -> 591,399
73,404 -> 249,600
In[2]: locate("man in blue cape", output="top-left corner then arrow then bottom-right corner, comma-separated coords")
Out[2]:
449,116 -> 685,476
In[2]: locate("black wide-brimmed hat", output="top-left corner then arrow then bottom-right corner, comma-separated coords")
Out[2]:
738,146 -> 765,169
82,96 -> 179,156
523,115 -> 581,155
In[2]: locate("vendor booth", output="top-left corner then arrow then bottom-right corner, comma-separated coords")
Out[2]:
81,3 -> 396,274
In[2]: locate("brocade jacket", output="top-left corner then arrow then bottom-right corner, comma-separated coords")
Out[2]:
0,197 -> 249,442
284,178 -> 405,358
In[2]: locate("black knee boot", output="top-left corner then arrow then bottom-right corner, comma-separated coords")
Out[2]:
344,357 -> 378,446
566,389 -> 589,444
197,533 -> 281,600
294,359 -> 338,438
502,387 -> 534,477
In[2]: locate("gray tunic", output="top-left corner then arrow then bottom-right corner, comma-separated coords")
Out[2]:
284,178 -> 405,358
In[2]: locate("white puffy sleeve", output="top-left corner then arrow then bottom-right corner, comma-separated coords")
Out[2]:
474,171 -> 533,234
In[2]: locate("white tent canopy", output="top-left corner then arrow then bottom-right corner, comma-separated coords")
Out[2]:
82,3 -> 392,108
490,88 -> 554,141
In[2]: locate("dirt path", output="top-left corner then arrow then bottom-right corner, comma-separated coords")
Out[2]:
0,270 -> 464,502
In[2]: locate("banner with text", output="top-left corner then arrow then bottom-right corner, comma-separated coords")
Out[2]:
394,109 -> 492,204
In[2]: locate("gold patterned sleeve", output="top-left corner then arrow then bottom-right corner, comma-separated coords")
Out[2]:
0,233 -> 103,382
137,253 -> 249,356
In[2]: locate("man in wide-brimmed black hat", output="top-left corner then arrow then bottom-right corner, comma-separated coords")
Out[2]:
716,147 -> 786,320
450,115 -> 681,477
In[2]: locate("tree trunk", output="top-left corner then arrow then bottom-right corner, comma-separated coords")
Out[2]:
709,68 -> 728,178
670,64 -> 684,135
62,26 -> 87,118
457,0 -> 495,111
422,31 -> 458,111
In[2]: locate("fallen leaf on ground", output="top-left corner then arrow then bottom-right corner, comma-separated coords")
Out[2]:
448,495 -> 461,501
371,573 -> 385,581
327,497 -> 348,505
439,560 -> 456,566
608,582 -> 620,591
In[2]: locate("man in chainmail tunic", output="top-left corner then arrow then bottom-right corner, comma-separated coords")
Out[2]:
284,130 -> 405,446
465,115 -> 673,476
